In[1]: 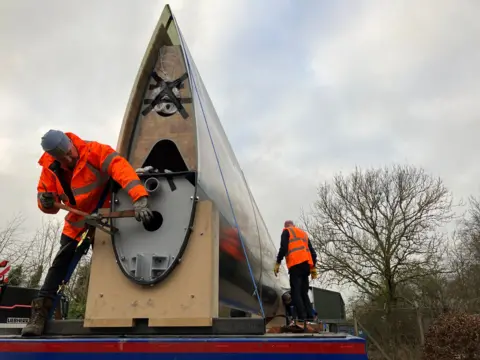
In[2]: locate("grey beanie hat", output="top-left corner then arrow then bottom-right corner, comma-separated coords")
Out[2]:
41,130 -> 72,157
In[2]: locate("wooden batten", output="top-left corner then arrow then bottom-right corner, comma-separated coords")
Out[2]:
83,200 -> 219,328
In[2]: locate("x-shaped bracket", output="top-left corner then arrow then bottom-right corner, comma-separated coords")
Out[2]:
142,71 -> 192,119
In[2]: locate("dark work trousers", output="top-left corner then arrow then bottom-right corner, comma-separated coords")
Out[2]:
289,261 -> 314,321
37,234 -> 77,300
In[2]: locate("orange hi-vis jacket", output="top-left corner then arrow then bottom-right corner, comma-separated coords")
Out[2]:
36,132 -> 148,241
284,226 -> 314,269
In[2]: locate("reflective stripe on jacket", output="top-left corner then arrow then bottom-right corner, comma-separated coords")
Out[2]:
36,132 -> 148,240
284,226 -> 313,269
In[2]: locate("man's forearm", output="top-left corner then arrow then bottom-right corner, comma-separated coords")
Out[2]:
308,240 -> 317,265
276,230 -> 289,263
276,250 -> 285,264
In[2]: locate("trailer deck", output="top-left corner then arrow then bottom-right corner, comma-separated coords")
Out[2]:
0,333 -> 368,359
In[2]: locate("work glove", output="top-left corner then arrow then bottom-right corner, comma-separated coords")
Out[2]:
133,196 -> 154,224
39,192 -> 55,209
310,267 -> 318,280
274,263 -> 280,277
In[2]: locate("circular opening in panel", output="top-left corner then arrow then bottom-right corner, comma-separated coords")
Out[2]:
143,211 -> 163,232
145,177 -> 160,193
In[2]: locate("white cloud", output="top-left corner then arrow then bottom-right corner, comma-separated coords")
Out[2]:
237,0 -> 480,277
1,0 -> 480,301
0,0 -> 250,236
304,0 -> 480,198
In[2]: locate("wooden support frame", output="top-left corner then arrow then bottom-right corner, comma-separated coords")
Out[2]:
83,200 -> 219,328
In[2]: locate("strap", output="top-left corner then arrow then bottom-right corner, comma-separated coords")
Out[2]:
49,161 -> 76,205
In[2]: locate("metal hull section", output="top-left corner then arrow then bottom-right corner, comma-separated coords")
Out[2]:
112,5 -> 290,318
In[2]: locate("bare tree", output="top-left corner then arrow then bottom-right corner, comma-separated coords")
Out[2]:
301,164 -> 454,310
22,216 -> 93,318
24,217 -> 62,288
0,212 -> 33,267
7,265 -> 25,286
446,196 -> 480,312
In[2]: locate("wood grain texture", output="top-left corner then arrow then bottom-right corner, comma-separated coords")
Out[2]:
83,200 -> 219,328
128,45 -> 197,170
116,6 -> 174,157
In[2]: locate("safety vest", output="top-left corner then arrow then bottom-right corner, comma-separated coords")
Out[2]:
284,226 -> 313,269
36,132 -> 148,241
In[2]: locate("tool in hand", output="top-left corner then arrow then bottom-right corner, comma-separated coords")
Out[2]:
53,201 -> 135,235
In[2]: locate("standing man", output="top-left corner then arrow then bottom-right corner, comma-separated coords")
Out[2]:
21,130 -> 153,336
274,220 -> 318,322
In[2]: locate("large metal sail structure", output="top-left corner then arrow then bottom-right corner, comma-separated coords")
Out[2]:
110,4 -> 290,319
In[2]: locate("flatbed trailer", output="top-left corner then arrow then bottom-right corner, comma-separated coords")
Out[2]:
0,319 -> 368,359
0,334 -> 368,359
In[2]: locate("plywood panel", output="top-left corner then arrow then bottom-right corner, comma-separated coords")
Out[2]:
124,45 -> 197,170
116,9 -> 175,157
83,200 -> 219,327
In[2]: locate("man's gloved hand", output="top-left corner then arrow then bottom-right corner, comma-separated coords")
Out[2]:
39,192 -> 55,209
310,267 -> 318,280
274,262 -> 280,277
133,196 -> 154,224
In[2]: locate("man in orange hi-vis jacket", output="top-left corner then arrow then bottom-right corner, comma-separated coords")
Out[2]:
21,130 -> 153,337
274,220 -> 317,322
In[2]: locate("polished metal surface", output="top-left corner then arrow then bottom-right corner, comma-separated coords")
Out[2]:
115,5 -> 290,318
173,12 -> 290,317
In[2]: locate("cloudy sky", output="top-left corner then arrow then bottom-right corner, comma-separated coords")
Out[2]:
1,0 -> 480,298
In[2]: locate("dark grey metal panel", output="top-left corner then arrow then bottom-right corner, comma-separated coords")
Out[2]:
312,288 -> 346,320
111,171 -> 197,285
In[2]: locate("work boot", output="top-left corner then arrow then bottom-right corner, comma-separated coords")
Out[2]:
21,297 -> 53,337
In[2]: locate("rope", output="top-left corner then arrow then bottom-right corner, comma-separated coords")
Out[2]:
174,18 -> 265,318
241,169 -> 264,304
